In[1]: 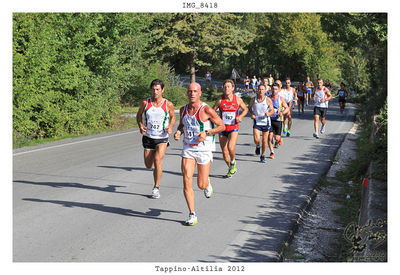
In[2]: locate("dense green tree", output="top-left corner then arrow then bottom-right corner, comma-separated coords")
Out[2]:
320,13 -> 387,110
146,13 -> 255,82
226,13 -> 341,83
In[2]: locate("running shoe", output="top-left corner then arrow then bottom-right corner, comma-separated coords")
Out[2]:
313,132 -> 319,139
185,212 -> 198,226
320,125 -> 326,134
286,130 -> 291,137
283,126 -> 287,135
274,141 -> 279,148
255,146 -> 261,155
269,152 -> 275,159
260,155 -> 266,163
225,167 -> 237,178
204,179 -> 213,198
152,187 -> 160,199
278,139 -> 283,146
229,161 -> 237,175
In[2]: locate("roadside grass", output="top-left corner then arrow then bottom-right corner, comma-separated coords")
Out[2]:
282,115 -> 385,262
279,242 -> 306,261
13,115 -> 138,149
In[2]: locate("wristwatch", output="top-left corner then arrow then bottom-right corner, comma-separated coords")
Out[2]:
205,130 -> 210,136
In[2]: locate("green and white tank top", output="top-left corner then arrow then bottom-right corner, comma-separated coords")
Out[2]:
182,103 -> 215,151
144,98 -> 169,139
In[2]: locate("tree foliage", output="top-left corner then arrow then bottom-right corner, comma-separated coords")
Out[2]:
13,12 -> 387,144
147,13 -> 255,82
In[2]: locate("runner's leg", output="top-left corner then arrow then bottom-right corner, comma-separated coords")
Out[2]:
314,114 -> 320,133
197,161 -> 211,190
288,108 -> 292,131
219,134 -> 231,168
227,131 -> 239,163
253,128 -> 261,147
144,150 -> 155,169
182,157 -> 196,213
261,130 -> 268,155
268,131 -> 274,152
153,143 -> 167,188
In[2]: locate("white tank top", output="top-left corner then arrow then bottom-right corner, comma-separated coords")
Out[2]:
282,88 -> 294,103
315,86 -> 328,108
182,103 -> 215,152
252,96 -> 271,126
144,98 -> 169,139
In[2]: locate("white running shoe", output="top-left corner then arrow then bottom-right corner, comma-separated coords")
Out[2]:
185,212 -> 198,226
313,132 -> 320,139
320,125 -> 326,134
152,187 -> 160,199
204,178 -> 213,198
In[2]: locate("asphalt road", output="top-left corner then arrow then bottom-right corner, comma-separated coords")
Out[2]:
13,99 -> 355,262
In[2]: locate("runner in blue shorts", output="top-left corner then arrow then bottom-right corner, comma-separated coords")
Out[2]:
248,84 -> 275,163
305,76 -> 314,106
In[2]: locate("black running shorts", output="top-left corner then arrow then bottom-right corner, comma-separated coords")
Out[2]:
270,120 -> 283,135
313,106 -> 328,118
142,135 -> 169,150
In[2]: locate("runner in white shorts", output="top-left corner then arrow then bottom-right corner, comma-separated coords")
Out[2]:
174,82 -> 225,226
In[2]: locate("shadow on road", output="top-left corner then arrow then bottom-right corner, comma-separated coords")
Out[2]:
23,198 -> 184,224
14,179 -> 150,198
207,131 -> 351,262
98,165 -> 183,176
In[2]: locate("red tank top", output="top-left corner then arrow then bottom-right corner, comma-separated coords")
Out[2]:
219,94 -> 240,131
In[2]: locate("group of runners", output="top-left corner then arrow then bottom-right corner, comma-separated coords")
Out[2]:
244,74 -> 275,93
136,76 -> 348,225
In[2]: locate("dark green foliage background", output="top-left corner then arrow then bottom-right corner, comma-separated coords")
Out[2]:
13,12 -> 387,156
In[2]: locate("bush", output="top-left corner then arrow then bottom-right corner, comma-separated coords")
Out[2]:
123,62 -> 187,107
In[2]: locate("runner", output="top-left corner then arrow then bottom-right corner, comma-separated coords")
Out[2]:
251,75 -> 258,92
268,74 -> 274,87
268,83 -> 289,157
297,81 -> 305,114
312,78 -> 333,138
338,82 -> 349,114
248,84 -> 275,163
324,79 -> 332,91
257,77 -> 262,90
205,71 -> 212,82
305,76 -> 314,106
281,78 -> 297,137
174,82 -> 225,226
136,79 -> 176,199
263,77 -> 272,97
244,76 -> 250,93
213,79 -> 248,178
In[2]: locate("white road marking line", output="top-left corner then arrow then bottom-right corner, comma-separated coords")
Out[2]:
13,130 -> 139,156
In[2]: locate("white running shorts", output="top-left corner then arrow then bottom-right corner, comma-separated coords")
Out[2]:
181,150 -> 213,165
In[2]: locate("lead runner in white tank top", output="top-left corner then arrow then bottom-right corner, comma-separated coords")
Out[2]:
314,86 -> 328,108
182,103 -> 215,152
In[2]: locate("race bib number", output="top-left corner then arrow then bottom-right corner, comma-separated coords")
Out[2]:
148,121 -> 164,135
222,111 -> 236,125
184,126 -> 198,143
255,115 -> 268,126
